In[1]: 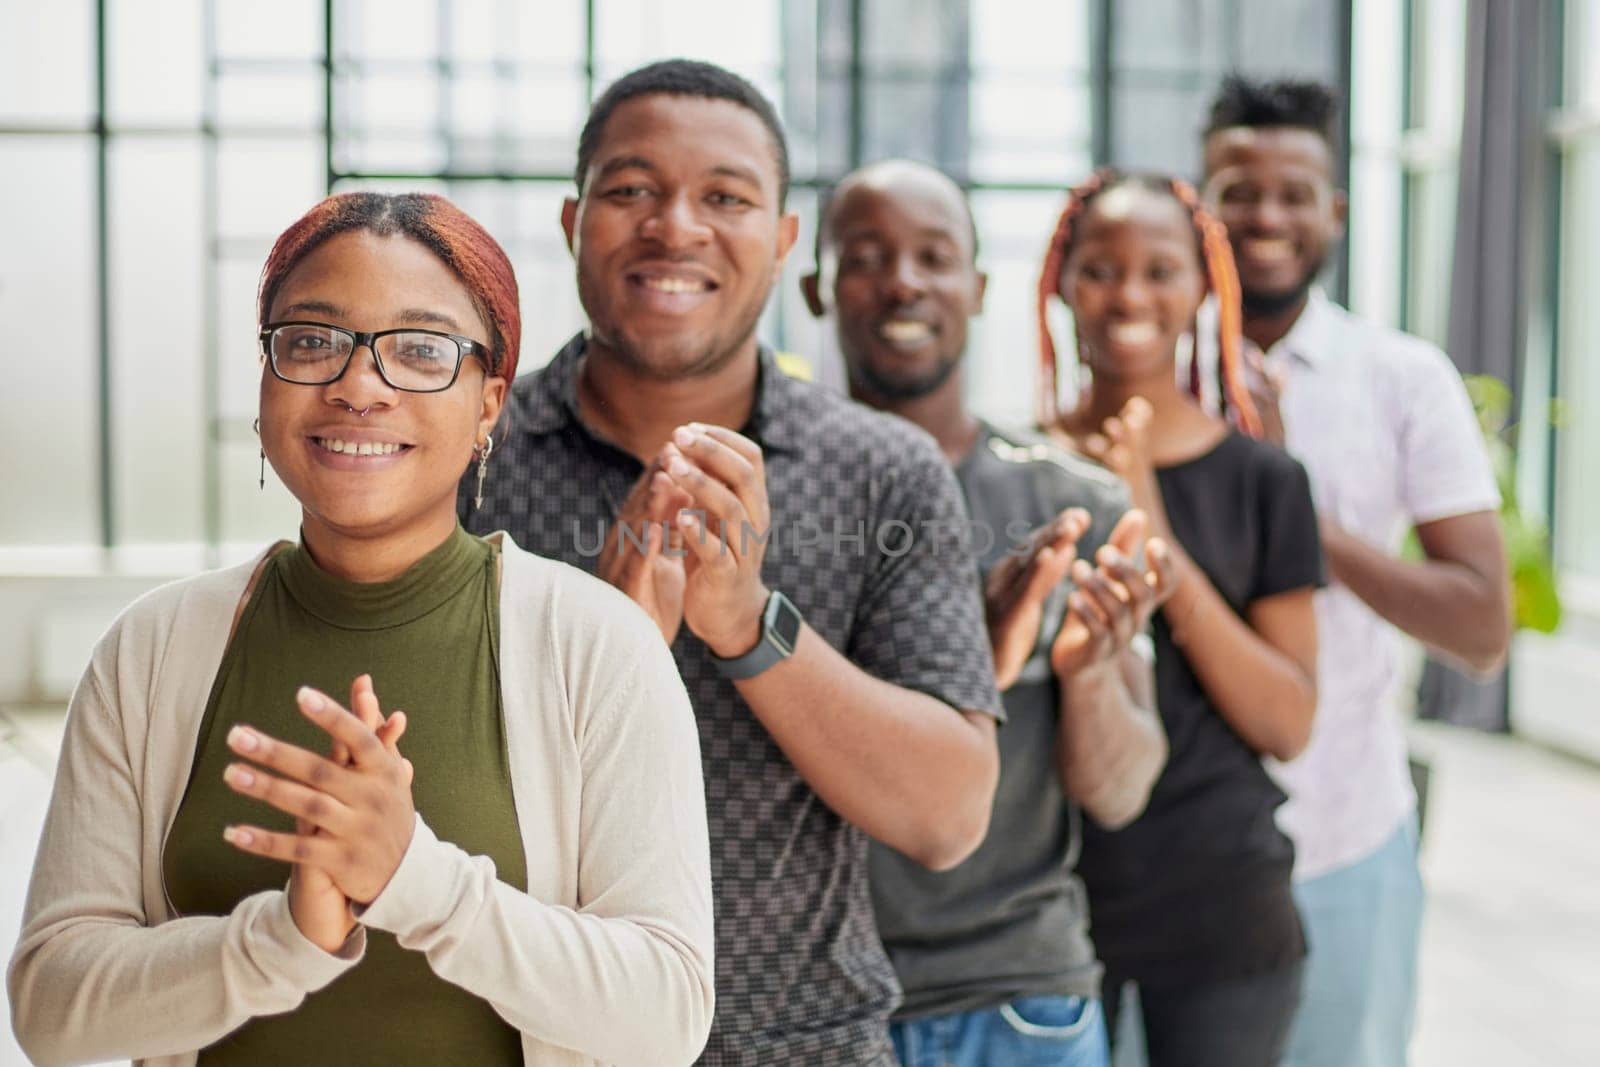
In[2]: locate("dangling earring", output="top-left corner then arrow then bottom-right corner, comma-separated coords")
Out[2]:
252,417 -> 264,490
1072,342 -> 1092,409
473,433 -> 494,510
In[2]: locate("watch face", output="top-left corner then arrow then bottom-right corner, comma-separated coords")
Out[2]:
769,593 -> 803,652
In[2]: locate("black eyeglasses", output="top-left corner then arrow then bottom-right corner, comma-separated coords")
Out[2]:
259,321 -> 491,393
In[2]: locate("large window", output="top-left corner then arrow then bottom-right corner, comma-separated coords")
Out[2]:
1,3 -> 108,556
1345,0 -> 1466,337
0,0 -> 1350,566
1549,0 -> 1600,585
1397,0 -> 1467,348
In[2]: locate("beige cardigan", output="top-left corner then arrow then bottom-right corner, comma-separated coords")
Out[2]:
7,534 -> 714,1067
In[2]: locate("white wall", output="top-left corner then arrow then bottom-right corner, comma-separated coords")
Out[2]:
0,571 -> 184,705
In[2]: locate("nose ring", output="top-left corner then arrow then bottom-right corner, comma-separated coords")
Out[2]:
342,402 -> 373,418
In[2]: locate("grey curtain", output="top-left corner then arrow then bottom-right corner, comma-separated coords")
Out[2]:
1419,0 -> 1545,730
1445,0 -> 1542,383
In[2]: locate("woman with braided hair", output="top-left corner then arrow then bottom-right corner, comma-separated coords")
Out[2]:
1037,171 -> 1322,1066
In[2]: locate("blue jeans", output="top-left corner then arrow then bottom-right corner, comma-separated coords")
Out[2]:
890,995 -> 1110,1067
1284,814 -> 1425,1067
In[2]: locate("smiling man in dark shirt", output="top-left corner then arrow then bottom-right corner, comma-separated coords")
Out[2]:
803,159 -> 1174,1067
464,65 -> 1002,1066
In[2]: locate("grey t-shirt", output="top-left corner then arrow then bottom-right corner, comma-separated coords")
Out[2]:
869,421 -> 1129,1020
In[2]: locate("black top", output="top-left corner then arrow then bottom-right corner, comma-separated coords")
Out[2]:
1077,431 -> 1323,989
871,423 -> 1129,1019
463,335 -> 1002,1067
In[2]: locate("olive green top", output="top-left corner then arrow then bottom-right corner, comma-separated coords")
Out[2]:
164,525 -> 527,1066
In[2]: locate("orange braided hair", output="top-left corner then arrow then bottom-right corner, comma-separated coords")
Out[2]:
1035,170 -> 1110,428
1035,170 -> 1262,437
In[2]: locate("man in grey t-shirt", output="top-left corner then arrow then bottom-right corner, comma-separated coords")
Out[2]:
803,159 -> 1176,1066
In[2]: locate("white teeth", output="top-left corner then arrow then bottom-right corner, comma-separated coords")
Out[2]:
1108,322 -> 1159,346
1243,238 -> 1295,261
879,320 -> 934,342
640,276 -> 709,294
319,438 -> 402,456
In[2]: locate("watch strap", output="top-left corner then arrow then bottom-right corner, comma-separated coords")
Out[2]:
712,591 -> 800,680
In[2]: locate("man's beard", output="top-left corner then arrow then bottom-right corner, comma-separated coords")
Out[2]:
1240,255 -> 1326,319
598,322 -> 756,383
578,270 -> 765,383
849,349 -> 961,402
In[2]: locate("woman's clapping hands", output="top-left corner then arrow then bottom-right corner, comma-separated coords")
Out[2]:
222,674 -> 416,952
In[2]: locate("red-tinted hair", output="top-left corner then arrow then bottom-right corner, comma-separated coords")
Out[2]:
257,192 -> 522,382
1035,169 -> 1261,437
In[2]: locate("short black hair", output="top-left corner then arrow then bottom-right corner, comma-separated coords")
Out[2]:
815,162 -> 982,265
1204,75 -> 1340,145
575,59 -> 791,207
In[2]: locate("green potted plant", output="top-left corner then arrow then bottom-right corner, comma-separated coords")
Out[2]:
1461,373 -> 1561,634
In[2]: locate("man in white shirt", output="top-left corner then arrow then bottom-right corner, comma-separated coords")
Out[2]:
1198,76 -> 1511,1067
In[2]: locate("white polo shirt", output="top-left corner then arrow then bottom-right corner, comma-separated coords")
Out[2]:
1198,289 -> 1499,879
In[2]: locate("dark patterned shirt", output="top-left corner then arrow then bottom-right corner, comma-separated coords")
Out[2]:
463,335 -> 1001,1066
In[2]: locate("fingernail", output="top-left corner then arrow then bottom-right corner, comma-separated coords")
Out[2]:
668,456 -> 692,478
297,686 -> 325,712
227,725 -> 259,752
672,426 -> 696,448
223,826 -> 254,847
225,764 -> 255,788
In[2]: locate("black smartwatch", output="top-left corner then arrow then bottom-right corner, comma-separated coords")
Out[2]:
711,590 -> 803,680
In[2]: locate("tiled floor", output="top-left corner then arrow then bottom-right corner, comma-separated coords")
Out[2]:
1408,720 -> 1600,1066
2,709 -> 1597,1066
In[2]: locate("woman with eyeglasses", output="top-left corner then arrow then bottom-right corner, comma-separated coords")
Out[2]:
8,193 -> 714,1067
